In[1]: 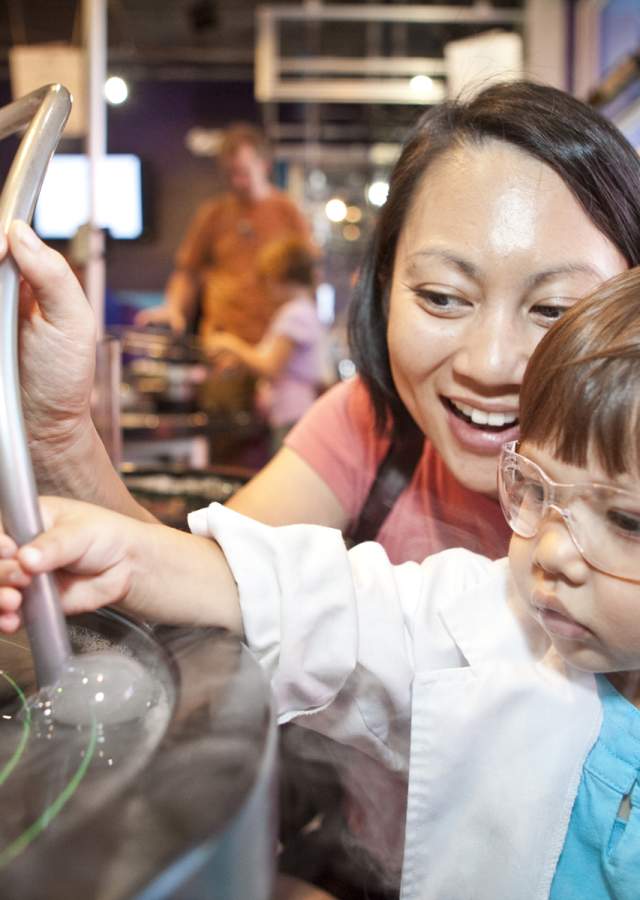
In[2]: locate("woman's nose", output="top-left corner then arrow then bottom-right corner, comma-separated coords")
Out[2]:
453,313 -> 529,387
531,510 -> 590,583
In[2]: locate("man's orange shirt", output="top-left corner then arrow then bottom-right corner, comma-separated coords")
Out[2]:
176,189 -> 311,343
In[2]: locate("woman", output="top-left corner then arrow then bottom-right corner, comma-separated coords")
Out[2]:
6,81 -> 638,565
225,80 -> 639,563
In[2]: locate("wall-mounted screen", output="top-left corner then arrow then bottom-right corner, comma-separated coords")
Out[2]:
34,154 -> 143,240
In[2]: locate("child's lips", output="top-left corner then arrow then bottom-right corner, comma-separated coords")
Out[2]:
532,595 -> 592,640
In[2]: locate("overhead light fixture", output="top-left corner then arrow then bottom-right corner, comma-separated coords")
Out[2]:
342,224 -> 361,242
325,198 -> 348,222
409,75 -> 434,99
104,76 -> 128,105
367,181 -> 389,207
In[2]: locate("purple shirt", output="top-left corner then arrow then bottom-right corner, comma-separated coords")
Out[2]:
259,296 -> 323,427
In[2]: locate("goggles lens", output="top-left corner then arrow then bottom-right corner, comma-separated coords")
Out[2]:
498,442 -> 640,581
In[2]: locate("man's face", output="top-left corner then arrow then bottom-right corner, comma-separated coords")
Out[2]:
222,144 -> 270,202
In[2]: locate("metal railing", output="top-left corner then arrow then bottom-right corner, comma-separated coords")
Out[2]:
0,83 -> 73,685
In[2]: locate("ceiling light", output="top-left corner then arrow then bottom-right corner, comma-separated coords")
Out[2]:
104,76 -> 128,105
367,181 -> 389,207
325,198 -> 347,222
410,75 -> 434,99
342,224 -> 361,242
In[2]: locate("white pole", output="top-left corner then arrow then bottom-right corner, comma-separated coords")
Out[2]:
83,0 -> 106,340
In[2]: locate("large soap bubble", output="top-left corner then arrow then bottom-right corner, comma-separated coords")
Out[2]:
30,651 -> 158,727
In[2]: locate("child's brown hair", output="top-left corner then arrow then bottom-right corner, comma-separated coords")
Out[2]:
257,238 -> 316,289
519,267 -> 640,477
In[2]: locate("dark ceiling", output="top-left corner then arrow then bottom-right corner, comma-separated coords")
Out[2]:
0,1 -> 526,145
1,1 -> 525,78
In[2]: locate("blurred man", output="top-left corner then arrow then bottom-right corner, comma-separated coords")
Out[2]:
136,123 -> 311,345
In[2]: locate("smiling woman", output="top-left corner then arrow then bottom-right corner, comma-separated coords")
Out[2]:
235,78 -> 637,565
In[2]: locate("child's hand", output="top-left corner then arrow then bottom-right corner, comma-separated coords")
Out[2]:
204,332 -> 244,373
205,332 -> 242,356
0,497 -> 242,635
0,497 -> 138,634
0,533 -> 27,633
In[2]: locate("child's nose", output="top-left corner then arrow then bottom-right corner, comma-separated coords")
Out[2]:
531,508 -> 590,583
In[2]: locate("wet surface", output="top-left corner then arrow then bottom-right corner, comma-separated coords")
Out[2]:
0,609 -> 276,899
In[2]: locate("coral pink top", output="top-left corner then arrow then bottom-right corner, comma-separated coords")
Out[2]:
285,377 -> 510,564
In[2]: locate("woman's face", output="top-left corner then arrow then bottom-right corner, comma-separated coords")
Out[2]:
386,140 -> 627,496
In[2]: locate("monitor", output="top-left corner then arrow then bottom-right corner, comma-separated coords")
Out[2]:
34,153 -> 144,240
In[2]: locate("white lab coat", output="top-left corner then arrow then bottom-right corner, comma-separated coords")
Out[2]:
189,504 -> 603,900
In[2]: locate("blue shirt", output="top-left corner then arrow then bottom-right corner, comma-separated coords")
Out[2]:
551,676 -> 640,899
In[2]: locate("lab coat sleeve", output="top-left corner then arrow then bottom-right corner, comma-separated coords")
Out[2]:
188,502 -> 431,771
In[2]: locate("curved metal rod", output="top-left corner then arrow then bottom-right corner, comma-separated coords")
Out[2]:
0,84 -> 73,685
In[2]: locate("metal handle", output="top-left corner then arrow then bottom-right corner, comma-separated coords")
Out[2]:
0,84 -> 73,685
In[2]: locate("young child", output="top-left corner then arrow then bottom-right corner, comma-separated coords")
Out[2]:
205,237 -> 324,451
2,268 -> 640,899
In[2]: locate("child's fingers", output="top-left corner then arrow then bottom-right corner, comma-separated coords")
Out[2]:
0,586 -> 22,612
0,587 -> 23,634
56,566 -> 131,615
0,560 -> 31,588
0,611 -> 22,634
17,522 -> 92,575
0,533 -> 18,559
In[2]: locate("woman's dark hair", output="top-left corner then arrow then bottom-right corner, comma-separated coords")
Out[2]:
520,266 -> 640,478
348,80 -> 640,439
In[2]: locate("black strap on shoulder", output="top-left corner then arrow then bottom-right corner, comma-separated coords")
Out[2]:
349,432 -> 424,545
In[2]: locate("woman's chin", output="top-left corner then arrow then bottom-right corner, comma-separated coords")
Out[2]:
453,463 -> 500,496
436,441 -> 502,495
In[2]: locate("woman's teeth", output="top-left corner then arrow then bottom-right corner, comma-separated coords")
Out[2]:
449,399 -> 518,429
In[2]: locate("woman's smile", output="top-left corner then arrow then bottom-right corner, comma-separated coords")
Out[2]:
443,397 -> 520,455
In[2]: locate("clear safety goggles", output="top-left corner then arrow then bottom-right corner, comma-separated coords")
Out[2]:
498,441 -> 640,581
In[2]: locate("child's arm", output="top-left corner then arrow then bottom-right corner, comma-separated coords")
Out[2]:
206,331 -> 294,379
1,499 -> 473,773
0,497 -> 242,634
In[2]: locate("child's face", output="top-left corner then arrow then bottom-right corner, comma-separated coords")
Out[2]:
263,275 -> 287,306
508,442 -> 640,682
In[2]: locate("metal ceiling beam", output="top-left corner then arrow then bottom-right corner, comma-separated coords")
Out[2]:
261,4 -> 524,25
279,57 -> 447,76
256,2 -> 523,104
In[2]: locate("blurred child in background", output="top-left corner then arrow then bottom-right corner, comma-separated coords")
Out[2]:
205,238 -> 324,452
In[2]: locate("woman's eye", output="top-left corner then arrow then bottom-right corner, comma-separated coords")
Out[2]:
414,290 -> 470,314
530,303 -> 572,325
606,508 -> 640,539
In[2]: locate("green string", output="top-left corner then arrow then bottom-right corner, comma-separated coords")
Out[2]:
0,669 -> 98,869
0,670 -> 30,788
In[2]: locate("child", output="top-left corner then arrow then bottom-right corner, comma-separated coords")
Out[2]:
3,267 -> 640,899
205,238 -> 324,451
